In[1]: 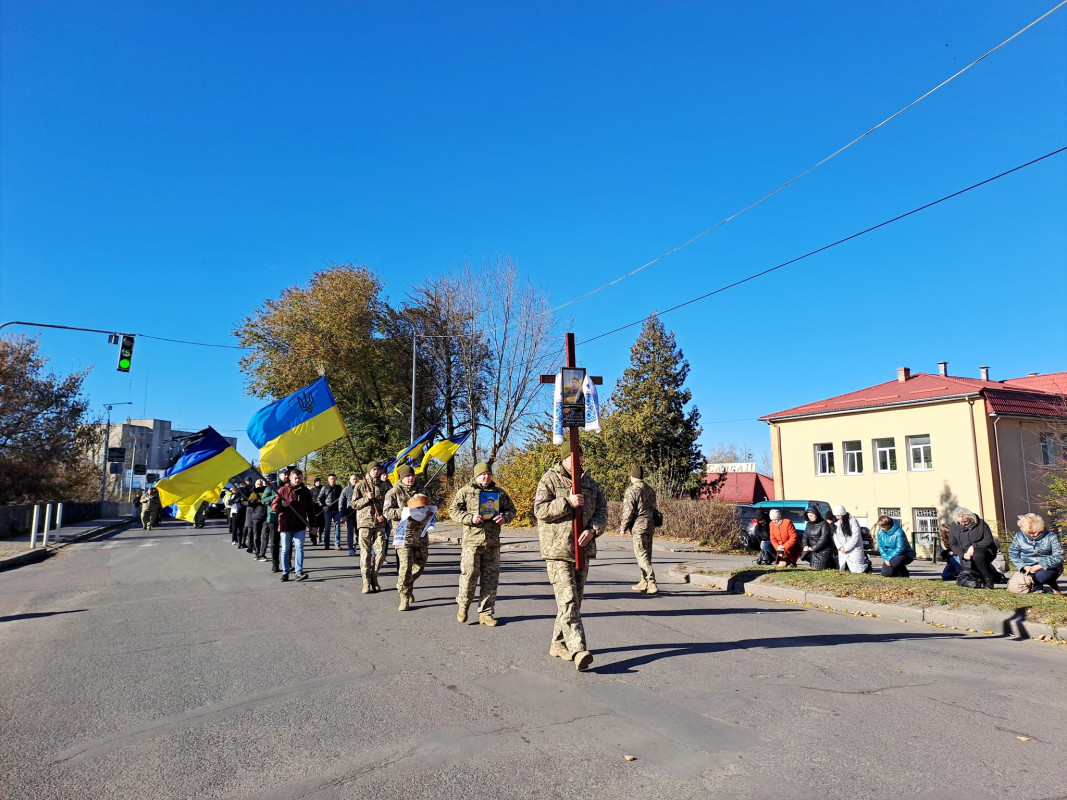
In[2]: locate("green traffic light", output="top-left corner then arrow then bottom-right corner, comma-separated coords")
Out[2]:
119,358 -> 131,369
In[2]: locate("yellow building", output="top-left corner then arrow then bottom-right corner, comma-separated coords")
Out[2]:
760,364 -> 1066,541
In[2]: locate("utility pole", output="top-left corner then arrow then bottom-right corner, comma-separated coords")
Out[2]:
99,402 -> 132,503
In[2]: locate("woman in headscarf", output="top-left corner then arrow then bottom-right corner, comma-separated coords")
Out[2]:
801,505 -> 836,570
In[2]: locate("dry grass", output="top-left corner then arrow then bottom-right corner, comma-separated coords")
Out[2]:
607,497 -> 743,548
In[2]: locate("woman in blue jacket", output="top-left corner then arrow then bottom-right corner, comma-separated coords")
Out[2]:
1008,513 -> 1063,594
876,515 -> 915,578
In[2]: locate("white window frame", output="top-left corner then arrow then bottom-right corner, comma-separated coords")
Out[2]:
873,438 -> 897,473
843,440 -> 863,475
879,507 -> 902,524
907,434 -> 933,471
814,443 -> 835,476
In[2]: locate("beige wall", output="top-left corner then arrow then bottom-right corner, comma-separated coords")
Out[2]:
769,397 -> 1000,532
989,417 -> 1056,529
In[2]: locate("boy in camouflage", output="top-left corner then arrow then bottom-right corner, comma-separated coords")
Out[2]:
449,462 -> 516,626
533,440 -> 607,671
394,493 -> 435,610
620,465 -> 659,594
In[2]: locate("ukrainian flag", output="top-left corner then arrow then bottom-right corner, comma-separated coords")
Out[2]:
383,423 -> 441,484
172,481 -> 226,523
417,431 -> 471,474
156,428 -> 251,508
246,377 -> 347,473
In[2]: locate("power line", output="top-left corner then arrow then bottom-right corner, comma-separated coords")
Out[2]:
578,146 -> 1067,346
502,0 -> 1067,332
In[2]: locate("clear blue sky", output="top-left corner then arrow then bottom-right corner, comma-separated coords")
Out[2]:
2,1 -> 1065,466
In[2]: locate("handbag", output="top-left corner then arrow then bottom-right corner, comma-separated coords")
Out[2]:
1006,570 -> 1035,594
956,571 -> 983,589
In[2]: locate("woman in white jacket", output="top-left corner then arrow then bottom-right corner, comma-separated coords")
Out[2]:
831,504 -> 870,574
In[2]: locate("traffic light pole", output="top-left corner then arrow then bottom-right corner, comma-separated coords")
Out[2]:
99,402 -> 132,503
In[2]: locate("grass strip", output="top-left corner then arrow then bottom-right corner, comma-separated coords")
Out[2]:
696,566 -> 1067,630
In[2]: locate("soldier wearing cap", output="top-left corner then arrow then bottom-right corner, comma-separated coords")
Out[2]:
352,460 -> 388,593
620,465 -> 659,594
533,439 -> 607,671
450,461 -> 516,626
394,493 -> 435,610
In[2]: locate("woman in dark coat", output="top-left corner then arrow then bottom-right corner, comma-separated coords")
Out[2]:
802,505 -> 836,570
948,507 -> 1000,588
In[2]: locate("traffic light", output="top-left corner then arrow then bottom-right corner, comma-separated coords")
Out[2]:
117,335 -> 135,372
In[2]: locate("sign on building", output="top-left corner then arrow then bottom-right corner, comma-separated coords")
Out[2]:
706,462 -> 757,473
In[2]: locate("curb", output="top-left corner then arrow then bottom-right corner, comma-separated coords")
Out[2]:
0,518 -> 137,572
670,562 -> 1062,642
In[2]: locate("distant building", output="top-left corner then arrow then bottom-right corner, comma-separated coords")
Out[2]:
88,419 -> 238,490
700,471 -> 775,503
760,363 -> 1067,537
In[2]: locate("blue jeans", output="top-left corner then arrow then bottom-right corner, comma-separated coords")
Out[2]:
941,555 -> 963,581
1031,567 -> 1062,590
760,540 -> 775,557
323,508 -> 343,547
280,529 -> 305,575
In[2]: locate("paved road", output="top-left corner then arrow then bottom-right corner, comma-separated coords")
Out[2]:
1,518 -> 1065,800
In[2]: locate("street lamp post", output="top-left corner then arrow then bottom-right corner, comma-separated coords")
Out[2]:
99,402 -> 132,503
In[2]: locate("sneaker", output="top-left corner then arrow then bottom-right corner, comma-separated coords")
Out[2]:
296,572 -> 309,581
280,573 -> 290,582
574,651 -> 594,671
348,549 -> 356,557
256,556 -> 267,562
479,614 -> 499,627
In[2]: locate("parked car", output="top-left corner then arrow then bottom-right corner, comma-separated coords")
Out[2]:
751,500 -> 873,551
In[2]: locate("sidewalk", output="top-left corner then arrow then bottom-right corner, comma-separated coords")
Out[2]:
0,516 -> 137,571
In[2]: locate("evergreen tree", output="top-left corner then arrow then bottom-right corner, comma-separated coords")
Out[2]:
607,313 -> 702,497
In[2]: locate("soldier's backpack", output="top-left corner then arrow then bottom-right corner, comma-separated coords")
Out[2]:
652,508 -> 664,528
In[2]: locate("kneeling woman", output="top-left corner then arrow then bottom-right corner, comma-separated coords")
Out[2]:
1008,513 -> 1063,595
876,516 -> 915,577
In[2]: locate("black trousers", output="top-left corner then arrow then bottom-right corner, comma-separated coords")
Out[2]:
881,554 -> 913,578
964,547 -> 999,586
268,522 -> 281,570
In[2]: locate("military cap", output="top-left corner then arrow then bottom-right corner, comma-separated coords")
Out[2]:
473,462 -> 491,477
397,464 -> 414,479
366,460 -> 381,471
630,465 -> 644,479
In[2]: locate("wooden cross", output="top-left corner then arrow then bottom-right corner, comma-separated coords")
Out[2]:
540,333 -> 603,570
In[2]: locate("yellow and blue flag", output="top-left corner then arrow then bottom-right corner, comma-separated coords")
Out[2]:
172,481 -> 226,523
156,428 -> 251,508
417,431 -> 471,474
382,423 -> 441,483
247,377 -> 347,474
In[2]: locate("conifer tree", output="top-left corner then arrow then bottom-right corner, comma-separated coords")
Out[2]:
607,312 -> 702,497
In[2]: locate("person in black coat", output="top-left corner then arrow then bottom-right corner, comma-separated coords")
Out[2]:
802,505 -> 836,570
948,507 -> 1000,588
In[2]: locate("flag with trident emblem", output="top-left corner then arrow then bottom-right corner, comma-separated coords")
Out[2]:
247,377 -> 347,473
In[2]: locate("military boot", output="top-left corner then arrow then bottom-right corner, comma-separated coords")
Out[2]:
457,605 -> 468,623
398,595 -> 410,611
549,643 -> 571,660
479,614 -> 498,627
631,579 -> 647,592
371,577 -> 381,592
362,582 -> 372,594
574,651 -> 594,671
645,579 -> 659,595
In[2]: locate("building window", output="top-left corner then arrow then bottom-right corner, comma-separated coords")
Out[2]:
913,507 -> 938,533
879,507 -> 901,524
873,438 -> 897,473
1042,433 -> 1067,466
843,440 -> 863,475
907,434 -> 933,471
814,443 -> 835,475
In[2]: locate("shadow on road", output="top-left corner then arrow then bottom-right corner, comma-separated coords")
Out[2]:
592,630 -> 966,674
1,609 -> 86,623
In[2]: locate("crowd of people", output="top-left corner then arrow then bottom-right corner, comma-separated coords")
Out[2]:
753,503 -> 1063,594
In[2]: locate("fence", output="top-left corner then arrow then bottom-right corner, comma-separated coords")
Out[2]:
0,501 -> 136,539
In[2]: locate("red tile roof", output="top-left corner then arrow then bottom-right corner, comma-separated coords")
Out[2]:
699,472 -> 775,503
762,371 -> 1067,421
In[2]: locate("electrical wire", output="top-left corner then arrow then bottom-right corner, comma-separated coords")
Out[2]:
577,146 -> 1067,346
136,333 -> 245,349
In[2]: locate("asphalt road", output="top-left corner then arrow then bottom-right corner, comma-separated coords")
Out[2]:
1,518 -> 1065,800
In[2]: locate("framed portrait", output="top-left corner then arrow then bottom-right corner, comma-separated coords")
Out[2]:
561,367 -> 586,427
478,491 -> 501,518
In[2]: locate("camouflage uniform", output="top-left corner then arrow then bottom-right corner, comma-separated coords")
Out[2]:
384,481 -> 416,595
533,462 -> 607,657
140,489 -> 162,530
620,479 -> 658,586
393,505 -> 434,604
449,479 -> 517,619
352,477 -> 388,590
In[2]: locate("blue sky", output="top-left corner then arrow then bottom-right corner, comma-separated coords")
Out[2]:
2,1 -> 1065,466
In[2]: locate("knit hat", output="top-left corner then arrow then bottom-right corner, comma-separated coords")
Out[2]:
366,461 -> 381,472
560,438 -> 581,459
406,493 -> 432,509
397,465 -> 414,479
473,462 -> 491,478
769,509 -> 781,520
630,465 -> 644,479
832,504 -> 846,516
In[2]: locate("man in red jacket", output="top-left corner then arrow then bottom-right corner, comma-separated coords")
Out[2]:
271,467 -> 314,582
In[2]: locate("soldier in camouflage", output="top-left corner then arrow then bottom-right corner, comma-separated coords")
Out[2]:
449,462 -> 516,626
533,439 -> 607,671
620,465 -> 659,594
394,493 -> 435,610
352,461 -> 388,593
383,464 -> 418,526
